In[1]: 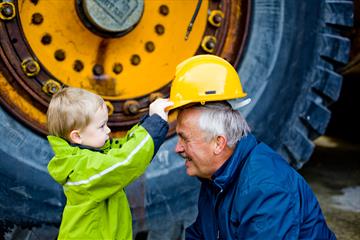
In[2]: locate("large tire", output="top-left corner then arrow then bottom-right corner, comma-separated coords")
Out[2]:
237,0 -> 353,168
0,0 -> 353,239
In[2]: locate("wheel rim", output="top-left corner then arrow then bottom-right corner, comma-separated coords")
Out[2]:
0,0 -> 250,135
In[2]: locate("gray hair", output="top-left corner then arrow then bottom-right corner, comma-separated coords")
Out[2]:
191,102 -> 251,148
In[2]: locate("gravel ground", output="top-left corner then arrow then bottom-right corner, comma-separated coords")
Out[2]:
299,137 -> 360,240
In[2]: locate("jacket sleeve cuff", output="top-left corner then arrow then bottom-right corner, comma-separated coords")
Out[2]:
140,114 -> 169,154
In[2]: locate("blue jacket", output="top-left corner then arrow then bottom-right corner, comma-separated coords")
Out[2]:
186,134 -> 335,240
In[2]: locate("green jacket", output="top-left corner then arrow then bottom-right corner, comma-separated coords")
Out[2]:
47,115 -> 168,239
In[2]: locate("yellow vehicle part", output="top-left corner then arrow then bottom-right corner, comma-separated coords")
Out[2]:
19,0 -> 208,100
0,0 -> 250,135
0,75 -> 46,128
0,2 -> 16,20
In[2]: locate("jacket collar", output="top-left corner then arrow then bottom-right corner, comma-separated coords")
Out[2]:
210,133 -> 257,190
69,143 -> 103,152
47,135 -> 103,154
47,136 -> 105,185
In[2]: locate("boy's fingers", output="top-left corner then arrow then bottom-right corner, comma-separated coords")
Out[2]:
161,102 -> 174,111
163,101 -> 174,107
157,99 -> 170,104
152,99 -> 173,107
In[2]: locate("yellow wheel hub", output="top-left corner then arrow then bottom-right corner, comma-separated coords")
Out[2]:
20,0 -> 207,100
0,0 -> 250,136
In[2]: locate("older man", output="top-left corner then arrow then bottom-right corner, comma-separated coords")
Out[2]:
168,54 -> 335,239
175,101 -> 335,239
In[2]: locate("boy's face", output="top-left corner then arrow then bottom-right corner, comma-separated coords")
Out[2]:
79,103 -> 110,148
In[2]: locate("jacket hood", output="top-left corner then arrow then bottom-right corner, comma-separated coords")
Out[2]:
47,135 -> 79,185
211,133 -> 257,190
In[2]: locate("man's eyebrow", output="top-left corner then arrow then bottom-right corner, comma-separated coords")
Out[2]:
177,132 -> 188,140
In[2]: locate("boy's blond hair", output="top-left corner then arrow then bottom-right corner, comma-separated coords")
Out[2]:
47,87 -> 104,140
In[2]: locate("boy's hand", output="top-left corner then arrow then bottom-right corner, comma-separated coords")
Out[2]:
149,98 -> 174,121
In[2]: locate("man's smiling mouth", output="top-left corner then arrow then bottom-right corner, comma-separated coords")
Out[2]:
178,153 -> 192,162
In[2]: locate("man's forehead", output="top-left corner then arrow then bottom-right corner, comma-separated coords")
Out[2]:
177,110 -> 197,128
176,109 -> 201,135
179,108 -> 200,120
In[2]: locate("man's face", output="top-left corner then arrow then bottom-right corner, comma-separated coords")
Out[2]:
175,108 -> 217,179
79,103 -> 111,148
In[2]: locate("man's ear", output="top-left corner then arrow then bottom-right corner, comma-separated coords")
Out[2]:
69,130 -> 82,144
214,135 -> 227,155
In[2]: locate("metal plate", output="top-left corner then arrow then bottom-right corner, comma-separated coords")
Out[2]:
0,0 -> 250,135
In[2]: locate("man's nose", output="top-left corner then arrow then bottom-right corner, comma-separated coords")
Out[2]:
175,140 -> 184,153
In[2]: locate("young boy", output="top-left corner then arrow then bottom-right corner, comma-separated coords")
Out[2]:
46,87 -> 173,239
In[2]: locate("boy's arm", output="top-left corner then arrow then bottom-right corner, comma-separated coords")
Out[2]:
139,114 -> 168,154
101,114 -> 167,154
64,114 -> 168,202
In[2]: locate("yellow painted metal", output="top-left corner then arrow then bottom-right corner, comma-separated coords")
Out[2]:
104,101 -> 114,116
21,58 -> 40,77
208,10 -> 224,27
42,79 -> 62,95
0,2 -> 16,20
201,36 -> 217,53
0,73 -> 47,126
18,0 -> 208,100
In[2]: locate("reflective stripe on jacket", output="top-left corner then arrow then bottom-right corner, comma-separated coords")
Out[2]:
186,134 -> 336,240
47,114 -> 168,240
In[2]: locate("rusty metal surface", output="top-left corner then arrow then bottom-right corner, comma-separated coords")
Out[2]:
0,0 -> 250,136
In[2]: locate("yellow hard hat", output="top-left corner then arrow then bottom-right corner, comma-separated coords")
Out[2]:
168,54 -> 247,110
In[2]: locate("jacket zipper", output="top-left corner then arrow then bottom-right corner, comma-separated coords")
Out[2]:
214,182 -> 223,240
